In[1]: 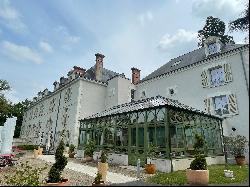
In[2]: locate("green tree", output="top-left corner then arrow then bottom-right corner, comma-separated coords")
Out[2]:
198,16 -> 235,47
12,99 -> 32,137
229,2 -> 249,41
0,79 -> 10,92
0,79 -> 12,126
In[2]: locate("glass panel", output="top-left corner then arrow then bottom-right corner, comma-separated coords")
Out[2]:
185,126 -> 193,149
156,126 -> 165,148
213,95 -> 229,116
170,125 -> 177,148
103,127 -> 114,146
131,127 -> 136,146
95,128 -> 103,146
147,110 -> 155,122
210,66 -> 224,86
156,108 -> 165,122
138,127 -> 144,147
138,112 -> 145,123
147,126 -> 155,145
176,126 -> 185,148
115,127 -> 128,146
130,113 -> 137,124
79,131 -> 86,144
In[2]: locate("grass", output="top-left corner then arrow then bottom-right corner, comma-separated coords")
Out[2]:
146,164 -> 249,185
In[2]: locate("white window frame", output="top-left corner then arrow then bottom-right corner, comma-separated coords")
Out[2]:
209,65 -> 225,87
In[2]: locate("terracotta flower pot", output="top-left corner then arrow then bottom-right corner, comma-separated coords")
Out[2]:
38,148 -> 43,155
145,163 -> 156,174
46,179 -> 69,186
235,156 -> 245,166
98,162 -> 108,183
69,152 -> 75,158
186,169 -> 209,185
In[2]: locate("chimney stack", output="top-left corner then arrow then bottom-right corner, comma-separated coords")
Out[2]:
131,67 -> 141,84
95,53 -> 105,81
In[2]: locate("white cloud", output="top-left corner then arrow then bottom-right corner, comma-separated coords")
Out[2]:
137,11 -> 153,26
0,0 -> 27,33
39,41 -> 54,53
1,41 -> 43,64
157,29 -> 198,57
191,0 -> 243,21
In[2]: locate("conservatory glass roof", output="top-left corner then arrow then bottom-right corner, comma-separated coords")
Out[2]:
84,95 -> 219,119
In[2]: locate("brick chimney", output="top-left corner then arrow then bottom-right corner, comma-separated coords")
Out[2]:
95,53 -> 105,81
131,67 -> 141,84
73,66 -> 86,76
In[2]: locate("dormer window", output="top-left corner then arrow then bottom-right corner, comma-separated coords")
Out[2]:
208,42 -> 218,55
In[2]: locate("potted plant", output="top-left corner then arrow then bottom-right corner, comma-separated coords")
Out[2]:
145,143 -> 157,174
223,133 -> 248,166
92,172 -> 105,186
98,150 -> 108,183
68,144 -> 76,158
46,140 -> 68,186
186,134 -> 209,185
84,140 -> 95,162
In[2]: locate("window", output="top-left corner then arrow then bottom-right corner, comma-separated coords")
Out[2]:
208,43 -> 218,55
141,91 -> 146,99
131,89 -> 135,101
213,95 -> 229,116
210,66 -> 225,87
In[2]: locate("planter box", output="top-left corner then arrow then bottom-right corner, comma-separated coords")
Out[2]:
107,153 -> 128,165
147,158 -> 171,173
76,150 -> 84,158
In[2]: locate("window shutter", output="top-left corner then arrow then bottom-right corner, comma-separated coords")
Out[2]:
201,70 -> 209,87
204,98 -> 211,114
228,94 -> 238,114
223,63 -> 233,83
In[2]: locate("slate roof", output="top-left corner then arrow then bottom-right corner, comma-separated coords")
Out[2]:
84,95 -> 220,120
84,65 -> 121,83
141,44 -> 248,82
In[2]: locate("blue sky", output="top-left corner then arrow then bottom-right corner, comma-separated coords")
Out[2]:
0,0 -> 248,103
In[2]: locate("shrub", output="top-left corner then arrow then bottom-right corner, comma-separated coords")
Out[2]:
47,140 -> 68,183
223,133 -> 248,157
84,140 -> 95,157
17,144 -> 39,150
4,161 -> 47,186
100,150 -> 108,163
69,144 -> 76,153
93,173 -> 103,184
189,134 -> 207,170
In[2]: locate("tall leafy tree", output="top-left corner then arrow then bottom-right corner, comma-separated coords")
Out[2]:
198,16 -> 235,47
229,2 -> 249,41
0,79 -> 12,126
12,99 -> 32,138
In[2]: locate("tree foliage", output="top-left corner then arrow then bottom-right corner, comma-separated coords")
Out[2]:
198,16 -> 235,47
0,79 -> 10,92
229,3 -> 249,32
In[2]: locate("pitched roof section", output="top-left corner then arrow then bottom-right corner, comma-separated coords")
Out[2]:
84,65 -> 121,83
141,44 -> 248,82
84,95 -> 219,120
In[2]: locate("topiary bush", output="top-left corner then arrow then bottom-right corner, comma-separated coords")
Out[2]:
84,140 -> 96,157
47,140 -> 68,183
100,150 -> 107,163
189,134 -> 207,170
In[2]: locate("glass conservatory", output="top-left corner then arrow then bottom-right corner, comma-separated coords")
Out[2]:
79,96 -> 224,167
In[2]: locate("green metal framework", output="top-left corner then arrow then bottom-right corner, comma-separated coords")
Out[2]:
79,105 -> 223,166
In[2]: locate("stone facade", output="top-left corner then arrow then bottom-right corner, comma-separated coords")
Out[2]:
20,39 -> 249,153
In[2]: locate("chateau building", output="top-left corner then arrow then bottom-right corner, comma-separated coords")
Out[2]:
20,36 -> 249,155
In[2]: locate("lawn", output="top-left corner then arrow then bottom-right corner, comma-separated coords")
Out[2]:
146,164 -> 249,185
